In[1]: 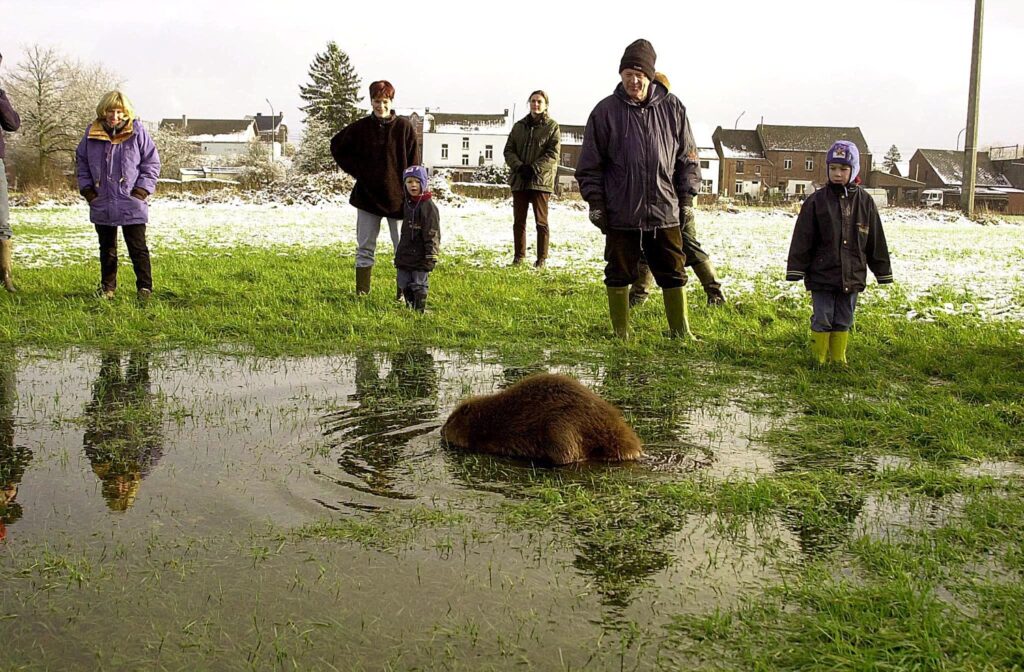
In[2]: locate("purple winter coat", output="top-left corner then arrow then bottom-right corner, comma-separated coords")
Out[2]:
76,119 -> 161,226
576,82 -> 701,231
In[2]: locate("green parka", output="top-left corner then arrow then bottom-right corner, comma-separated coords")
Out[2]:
503,113 -> 560,193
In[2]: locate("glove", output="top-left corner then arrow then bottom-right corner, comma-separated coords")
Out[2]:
588,201 -> 608,233
517,164 -> 534,181
81,186 -> 98,203
681,205 -> 695,226
131,187 -> 149,201
425,254 -> 438,271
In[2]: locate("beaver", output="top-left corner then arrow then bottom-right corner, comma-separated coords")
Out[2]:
440,373 -> 643,465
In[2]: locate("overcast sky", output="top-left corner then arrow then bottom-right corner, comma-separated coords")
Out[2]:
3,0 -> 1021,162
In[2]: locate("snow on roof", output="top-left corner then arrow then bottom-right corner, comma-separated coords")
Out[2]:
757,124 -> 869,154
917,149 -> 1012,188
160,118 -> 257,143
698,147 -> 718,161
561,124 -> 585,145
713,129 -> 763,159
428,111 -> 511,134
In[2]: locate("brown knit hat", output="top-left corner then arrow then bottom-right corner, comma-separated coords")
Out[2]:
619,39 -> 656,81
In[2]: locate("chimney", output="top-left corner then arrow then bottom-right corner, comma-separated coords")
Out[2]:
256,112 -> 263,118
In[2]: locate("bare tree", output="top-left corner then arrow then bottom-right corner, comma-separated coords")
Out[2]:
1,45 -> 119,188
150,124 -> 199,179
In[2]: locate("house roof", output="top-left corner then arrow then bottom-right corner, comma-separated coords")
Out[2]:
560,124 -> 585,145
160,118 -> 256,137
915,149 -> 1012,187
428,112 -> 510,133
252,114 -> 284,132
757,124 -> 869,153
867,170 -> 925,188
712,128 -> 764,159
698,146 -> 718,161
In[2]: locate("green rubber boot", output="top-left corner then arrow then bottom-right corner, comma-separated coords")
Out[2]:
607,286 -> 630,339
662,286 -> 695,339
829,331 -> 849,366
811,331 -> 830,365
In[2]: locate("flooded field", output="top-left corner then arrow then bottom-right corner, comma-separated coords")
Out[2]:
0,348 -> 998,669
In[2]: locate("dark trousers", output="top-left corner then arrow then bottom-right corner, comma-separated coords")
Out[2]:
604,226 -> 687,288
811,290 -> 858,332
511,190 -> 550,261
632,217 -> 716,298
96,224 -> 152,291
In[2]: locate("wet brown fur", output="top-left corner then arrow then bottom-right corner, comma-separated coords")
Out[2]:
440,373 -> 643,465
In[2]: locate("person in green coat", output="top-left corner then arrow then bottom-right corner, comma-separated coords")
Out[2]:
503,91 -> 560,267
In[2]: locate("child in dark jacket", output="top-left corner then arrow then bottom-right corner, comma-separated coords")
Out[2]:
395,166 -> 440,313
786,140 -> 893,365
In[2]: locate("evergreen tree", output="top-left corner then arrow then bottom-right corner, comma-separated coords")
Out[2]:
298,42 -> 362,134
883,144 -> 902,172
294,116 -> 335,174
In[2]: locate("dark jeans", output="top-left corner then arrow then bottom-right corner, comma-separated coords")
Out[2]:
604,226 -> 687,288
96,224 -> 152,291
511,190 -> 550,261
810,290 -> 858,332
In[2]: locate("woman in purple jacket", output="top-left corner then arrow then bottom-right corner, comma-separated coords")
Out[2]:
76,91 -> 161,300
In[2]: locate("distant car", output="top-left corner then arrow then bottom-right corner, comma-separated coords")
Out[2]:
920,189 -> 944,207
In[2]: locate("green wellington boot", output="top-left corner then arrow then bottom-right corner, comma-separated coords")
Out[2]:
662,286 -> 695,339
692,260 -> 725,305
1,239 -> 16,293
811,331 -> 830,365
355,266 -> 372,295
607,286 -> 630,339
829,331 -> 850,366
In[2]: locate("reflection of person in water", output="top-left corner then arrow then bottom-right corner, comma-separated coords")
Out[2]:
82,351 -> 164,512
1,357 -> 31,540
321,348 -> 438,499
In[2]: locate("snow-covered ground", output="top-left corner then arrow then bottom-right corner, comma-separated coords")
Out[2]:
13,200 -> 1024,322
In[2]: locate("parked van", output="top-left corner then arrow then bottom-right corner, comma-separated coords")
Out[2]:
920,189 -> 944,207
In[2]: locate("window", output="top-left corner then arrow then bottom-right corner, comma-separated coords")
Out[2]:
461,154 -> 469,166
735,160 -> 745,174
700,160 -> 710,169
755,165 -> 761,175
462,137 -> 470,150
784,158 -> 792,170
795,183 -> 806,195
700,179 -> 713,194
562,151 -> 573,165
441,144 -> 448,160
805,158 -> 814,171
734,181 -> 743,194
485,145 -> 493,160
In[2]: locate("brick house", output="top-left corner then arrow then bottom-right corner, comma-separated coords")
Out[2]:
712,124 -> 872,198
909,148 -> 1024,214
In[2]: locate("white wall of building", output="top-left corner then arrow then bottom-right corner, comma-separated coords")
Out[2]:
423,132 -> 509,171
698,148 -> 719,196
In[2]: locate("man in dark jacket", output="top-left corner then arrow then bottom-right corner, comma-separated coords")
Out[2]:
0,52 -> 22,292
331,80 -> 420,297
576,39 -> 701,338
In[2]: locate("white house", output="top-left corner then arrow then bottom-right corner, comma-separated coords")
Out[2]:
697,147 -> 719,197
421,109 -> 513,171
159,117 -> 259,159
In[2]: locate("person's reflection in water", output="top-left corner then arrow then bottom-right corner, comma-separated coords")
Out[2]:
1,355 -> 31,540
321,348 -> 438,499
82,351 -> 164,512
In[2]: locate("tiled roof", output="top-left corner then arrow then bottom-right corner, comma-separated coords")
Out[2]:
757,124 -> 869,153
712,128 -> 763,159
159,118 -> 255,136
916,149 -> 1011,187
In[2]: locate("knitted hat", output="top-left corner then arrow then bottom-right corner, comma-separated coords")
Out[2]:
619,39 -> 656,81
826,140 -> 860,183
403,165 -> 429,190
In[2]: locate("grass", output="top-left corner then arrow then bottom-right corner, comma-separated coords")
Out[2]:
2,232 -> 1023,669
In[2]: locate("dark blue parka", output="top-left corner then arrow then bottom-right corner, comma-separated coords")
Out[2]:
576,82 -> 701,231
786,183 -> 893,293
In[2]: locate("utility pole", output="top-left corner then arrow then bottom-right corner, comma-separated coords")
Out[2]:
960,0 -> 984,216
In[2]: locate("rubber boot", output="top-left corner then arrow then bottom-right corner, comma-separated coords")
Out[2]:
395,283 -> 403,302
355,266 -> 372,295
811,331 -> 830,365
829,331 -> 849,366
692,260 -> 725,306
607,286 -> 630,339
0,239 -> 15,293
629,259 -> 653,307
662,286 -> 695,339
403,286 -> 415,309
412,289 -> 427,314
535,226 -> 549,268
